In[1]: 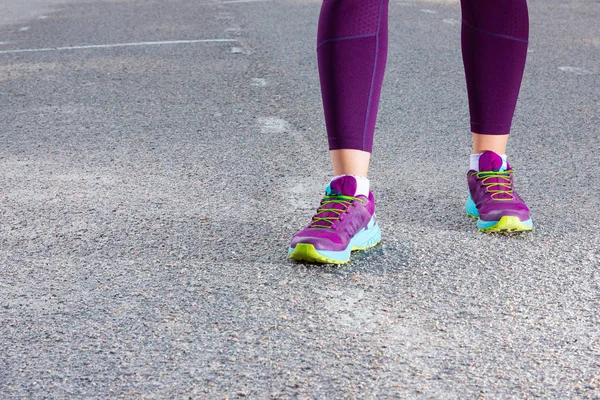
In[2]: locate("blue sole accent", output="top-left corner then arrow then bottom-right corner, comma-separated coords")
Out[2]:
288,215 -> 381,263
465,193 -> 479,218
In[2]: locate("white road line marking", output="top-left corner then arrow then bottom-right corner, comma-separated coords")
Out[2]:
442,18 -> 459,25
0,39 -> 237,55
19,26 -> 30,32
420,9 -> 438,14
558,66 -> 592,75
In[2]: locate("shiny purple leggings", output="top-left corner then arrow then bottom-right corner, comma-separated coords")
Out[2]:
317,0 -> 529,152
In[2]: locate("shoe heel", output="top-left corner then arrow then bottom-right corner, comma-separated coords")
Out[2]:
351,216 -> 382,250
465,194 -> 479,218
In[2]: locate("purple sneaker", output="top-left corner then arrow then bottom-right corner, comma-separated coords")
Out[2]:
288,176 -> 381,264
466,150 -> 533,232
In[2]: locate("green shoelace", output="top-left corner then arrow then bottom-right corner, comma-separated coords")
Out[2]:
471,170 -> 514,200
311,195 -> 363,229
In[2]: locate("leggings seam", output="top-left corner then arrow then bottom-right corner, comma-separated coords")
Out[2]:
462,19 -> 528,44
317,33 -> 377,49
363,0 -> 384,151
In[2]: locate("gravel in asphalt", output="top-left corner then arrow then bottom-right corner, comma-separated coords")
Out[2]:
1,0 -> 599,398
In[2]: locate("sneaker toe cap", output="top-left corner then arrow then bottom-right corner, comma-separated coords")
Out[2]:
290,229 -> 347,251
479,203 -> 530,222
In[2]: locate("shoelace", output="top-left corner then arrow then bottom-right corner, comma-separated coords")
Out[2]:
310,194 -> 363,229
471,170 -> 514,200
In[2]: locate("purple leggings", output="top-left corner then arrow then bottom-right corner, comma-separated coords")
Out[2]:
317,0 -> 529,152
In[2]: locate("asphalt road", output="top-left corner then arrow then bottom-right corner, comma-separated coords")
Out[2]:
1,0 -> 599,398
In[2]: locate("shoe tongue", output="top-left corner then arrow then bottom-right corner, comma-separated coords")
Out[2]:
478,151 -> 512,199
326,175 -> 358,196
312,176 -> 358,228
479,150 -> 508,172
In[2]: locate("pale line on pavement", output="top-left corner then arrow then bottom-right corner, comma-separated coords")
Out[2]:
0,39 -> 237,55
558,66 -> 593,75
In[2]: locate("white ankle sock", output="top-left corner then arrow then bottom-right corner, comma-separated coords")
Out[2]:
470,153 -> 507,171
331,175 -> 370,196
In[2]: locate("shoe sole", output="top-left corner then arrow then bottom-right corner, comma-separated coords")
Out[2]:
467,213 -> 533,232
288,217 -> 381,264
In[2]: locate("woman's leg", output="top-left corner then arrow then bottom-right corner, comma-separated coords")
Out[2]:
461,0 -> 533,232
461,0 -> 529,153
330,149 -> 371,176
289,0 -> 389,264
318,0 -> 389,175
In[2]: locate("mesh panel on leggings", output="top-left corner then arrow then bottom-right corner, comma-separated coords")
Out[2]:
317,0 -> 383,45
461,0 -> 528,40
460,0 -> 529,134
